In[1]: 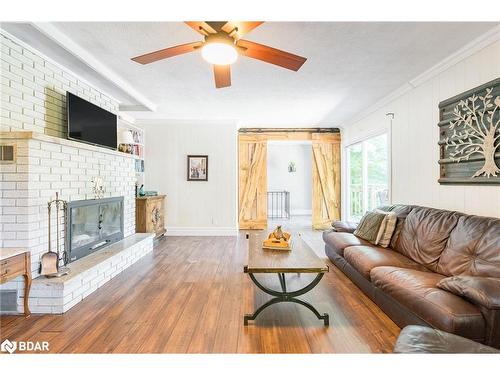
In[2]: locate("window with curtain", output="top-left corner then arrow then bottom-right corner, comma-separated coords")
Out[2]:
347,133 -> 389,222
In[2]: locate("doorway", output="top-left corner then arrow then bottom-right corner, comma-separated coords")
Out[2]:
267,140 -> 313,230
238,129 -> 341,230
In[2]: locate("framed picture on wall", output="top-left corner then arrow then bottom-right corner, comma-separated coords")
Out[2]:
187,155 -> 208,181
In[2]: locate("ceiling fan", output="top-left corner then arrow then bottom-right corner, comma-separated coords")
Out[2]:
130,21 -> 307,88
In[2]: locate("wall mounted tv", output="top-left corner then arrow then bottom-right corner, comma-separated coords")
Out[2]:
67,92 -> 117,150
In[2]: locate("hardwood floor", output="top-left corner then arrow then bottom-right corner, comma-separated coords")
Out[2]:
0,228 -> 400,353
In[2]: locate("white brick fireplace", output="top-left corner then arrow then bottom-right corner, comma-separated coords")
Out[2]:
1,32 -> 153,315
0,132 -> 153,314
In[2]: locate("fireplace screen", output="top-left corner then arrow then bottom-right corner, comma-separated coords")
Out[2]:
99,201 -> 122,238
71,203 -> 100,250
66,197 -> 124,262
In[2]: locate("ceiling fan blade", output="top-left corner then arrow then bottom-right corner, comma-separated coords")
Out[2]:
213,65 -> 231,88
221,21 -> 264,39
131,41 -> 203,64
237,40 -> 307,71
185,21 -> 217,35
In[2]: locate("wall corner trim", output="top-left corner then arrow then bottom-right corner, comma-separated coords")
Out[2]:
340,24 -> 500,129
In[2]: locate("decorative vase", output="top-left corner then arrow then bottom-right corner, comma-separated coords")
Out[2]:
138,184 -> 145,197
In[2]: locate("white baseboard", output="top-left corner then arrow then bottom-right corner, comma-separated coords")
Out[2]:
165,227 -> 238,236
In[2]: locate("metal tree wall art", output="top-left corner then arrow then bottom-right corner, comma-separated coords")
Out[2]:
438,78 -> 500,184
444,88 -> 500,177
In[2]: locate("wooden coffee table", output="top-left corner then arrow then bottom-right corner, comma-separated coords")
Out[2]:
243,232 -> 329,326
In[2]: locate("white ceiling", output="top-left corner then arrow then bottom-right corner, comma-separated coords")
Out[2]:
2,22 -> 498,127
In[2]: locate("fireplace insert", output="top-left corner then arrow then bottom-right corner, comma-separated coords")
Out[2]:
66,197 -> 124,263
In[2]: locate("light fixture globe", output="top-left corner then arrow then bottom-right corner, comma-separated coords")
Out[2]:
201,42 -> 238,65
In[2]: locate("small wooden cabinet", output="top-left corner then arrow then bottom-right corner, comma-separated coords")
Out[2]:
136,195 -> 166,239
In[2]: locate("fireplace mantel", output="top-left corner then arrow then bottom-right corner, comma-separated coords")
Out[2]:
0,131 -> 138,159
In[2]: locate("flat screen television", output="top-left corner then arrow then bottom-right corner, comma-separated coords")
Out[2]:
67,92 -> 117,150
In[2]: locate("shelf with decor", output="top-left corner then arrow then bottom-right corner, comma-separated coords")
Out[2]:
117,117 -> 145,185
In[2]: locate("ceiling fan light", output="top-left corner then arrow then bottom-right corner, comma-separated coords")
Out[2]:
201,42 -> 238,65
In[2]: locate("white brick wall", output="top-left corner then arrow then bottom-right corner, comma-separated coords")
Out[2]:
1,32 -> 119,137
0,31 -> 146,315
0,134 -> 136,277
0,133 -> 138,315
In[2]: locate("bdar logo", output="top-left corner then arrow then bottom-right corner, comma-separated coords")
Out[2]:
1,339 -> 17,354
0,339 -> 49,353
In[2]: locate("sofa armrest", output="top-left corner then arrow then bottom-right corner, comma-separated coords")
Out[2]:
332,220 -> 358,233
437,276 -> 500,310
394,325 -> 500,353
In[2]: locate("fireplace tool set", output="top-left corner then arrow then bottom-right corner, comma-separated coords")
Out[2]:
40,192 -> 70,277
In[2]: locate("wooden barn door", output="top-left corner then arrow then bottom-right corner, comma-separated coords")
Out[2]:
238,135 -> 267,229
312,133 -> 341,229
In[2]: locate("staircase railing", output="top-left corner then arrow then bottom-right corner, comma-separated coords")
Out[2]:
267,191 -> 290,219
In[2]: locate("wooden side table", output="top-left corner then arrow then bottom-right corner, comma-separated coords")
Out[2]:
0,248 -> 31,316
136,195 -> 166,239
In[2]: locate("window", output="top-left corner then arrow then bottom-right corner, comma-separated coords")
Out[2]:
347,133 -> 390,222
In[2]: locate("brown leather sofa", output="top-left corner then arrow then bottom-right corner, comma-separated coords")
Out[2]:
393,325 -> 500,353
323,205 -> 500,348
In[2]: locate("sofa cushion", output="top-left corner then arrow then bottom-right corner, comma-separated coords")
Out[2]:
394,206 -> 462,271
437,276 -> 500,310
322,231 -> 369,256
387,205 -> 414,249
436,215 -> 500,277
331,220 -> 358,233
344,246 -> 428,280
371,266 -> 485,341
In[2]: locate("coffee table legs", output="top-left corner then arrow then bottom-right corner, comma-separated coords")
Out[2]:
244,272 -> 329,326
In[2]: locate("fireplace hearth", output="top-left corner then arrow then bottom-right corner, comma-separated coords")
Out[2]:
66,197 -> 124,263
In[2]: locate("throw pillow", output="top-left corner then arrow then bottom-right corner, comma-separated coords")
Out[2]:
374,209 -> 397,247
353,209 -> 397,247
353,210 -> 386,243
